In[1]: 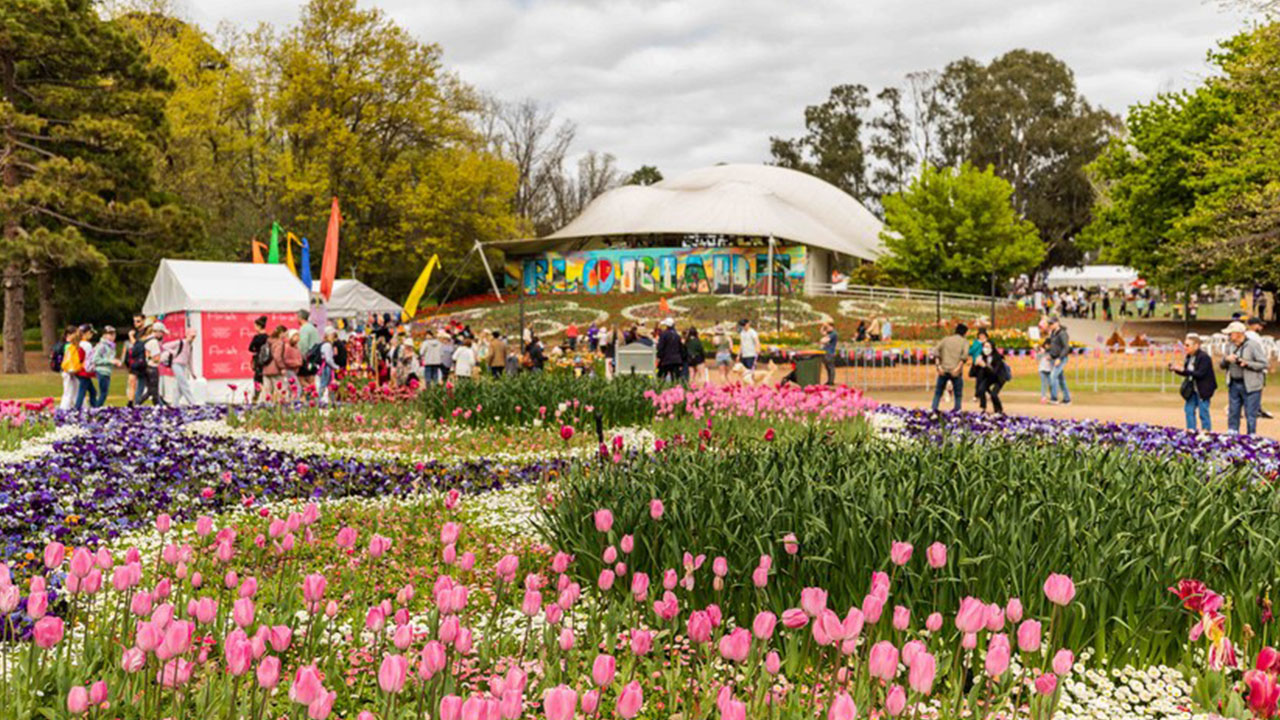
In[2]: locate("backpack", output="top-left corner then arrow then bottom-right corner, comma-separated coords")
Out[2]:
128,339 -> 148,373
49,344 -> 65,373
333,339 -> 348,369
253,339 -> 272,370
301,343 -> 324,375
163,340 -> 183,369
998,359 -> 1013,384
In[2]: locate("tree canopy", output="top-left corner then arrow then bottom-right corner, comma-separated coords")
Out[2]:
878,163 -> 1044,294
1085,22 -> 1280,287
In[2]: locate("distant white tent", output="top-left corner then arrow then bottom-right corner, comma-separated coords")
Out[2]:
142,260 -> 310,404
310,279 -> 401,319
1044,265 -> 1140,290
143,260 -> 310,315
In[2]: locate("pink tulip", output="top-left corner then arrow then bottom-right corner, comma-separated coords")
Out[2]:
552,552 -> 573,573
544,684 -> 577,720
615,680 -> 643,718
902,639 -> 926,667
155,514 -> 171,533
368,534 -> 392,557
955,596 -> 986,633
687,610 -> 712,643
620,535 -> 634,553
33,616 -> 64,649
1035,673 -> 1058,695
889,541 -> 913,566
441,521 -> 460,545
558,626 -> 575,651
868,640 -> 900,680
885,684 -> 907,715
290,664 -> 325,705
1053,649 -> 1075,676
893,605 -> 910,631
1017,620 -> 1042,653
630,629 -> 653,655
652,591 -> 679,621
593,509 -> 613,533
156,658 -> 193,687
88,680 -> 108,705
456,627 -> 474,655
712,556 -> 728,577
27,590 -> 48,619
828,691 -> 857,720
985,603 -> 1005,631
239,576 -> 258,598
69,547 -> 94,578
224,634 -> 253,676
268,625 -> 292,652
1006,597 -> 1024,622
909,651 -> 937,694
649,499 -> 664,520
985,633 -> 1011,677
783,533 -> 799,555
522,589 -> 542,617
499,690 -> 522,720
818,609 -> 845,642
962,632 -> 978,649
926,612 -> 943,632
765,650 -> 782,674
751,565 -> 769,588
232,597 -> 255,627
121,647 -> 145,672
720,698 -> 746,720
630,572 -> 649,600
194,597 -> 218,625
1044,574 -> 1076,606
302,574 -> 327,606
926,541 -> 947,568
800,587 -> 828,617
591,653 -> 616,687
753,611 -> 777,640
67,686 -> 89,715
420,641 -> 447,678
597,569 -> 615,591
335,526 -> 357,548
308,691 -> 336,720
43,542 -> 65,570
863,592 -> 886,624
781,607 -> 809,629
719,627 -> 751,663
379,653 -> 409,693
439,695 -> 463,720
257,656 -> 280,688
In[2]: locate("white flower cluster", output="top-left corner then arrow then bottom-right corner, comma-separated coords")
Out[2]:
1057,664 -> 1198,720
0,423 -> 86,464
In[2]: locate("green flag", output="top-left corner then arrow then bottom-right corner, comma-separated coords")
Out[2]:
267,222 -> 281,264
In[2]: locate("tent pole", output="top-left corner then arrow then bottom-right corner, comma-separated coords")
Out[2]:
475,240 -> 504,304
766,236 -> 775,298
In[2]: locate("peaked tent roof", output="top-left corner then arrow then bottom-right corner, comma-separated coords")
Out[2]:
310,279 -> 402,318
142,260 -> 310,315
1044,265 -> 1140,289
489,164 -> 885,260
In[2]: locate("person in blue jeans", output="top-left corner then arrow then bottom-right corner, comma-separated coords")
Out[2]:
1169,333 -> 1216,431
930,323 -> 970,412
1221,321 -> 1268,434
89,326 -> 119,407
1046,316 -> 1071,405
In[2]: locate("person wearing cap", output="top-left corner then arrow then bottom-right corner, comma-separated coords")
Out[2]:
1246,316 -> 1275,419
1169,333 -> 1216,431
163,327 -> 199,405
1046,315 -> 1072,405
1221,320 -> 1268,434
656,317 -> 685,382
136,322 -> 167,406
89,326 -> 119,408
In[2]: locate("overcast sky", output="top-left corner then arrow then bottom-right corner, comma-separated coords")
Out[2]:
183,0 -> 1254,177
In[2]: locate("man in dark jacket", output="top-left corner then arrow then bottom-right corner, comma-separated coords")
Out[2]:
656,318 -> 685,382
1046,316 -> 1071,405
1170,333 -> 1216,431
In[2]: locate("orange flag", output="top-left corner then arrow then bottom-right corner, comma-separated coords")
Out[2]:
319,197 -> 341,301
251,239 -> 266,264
659,296 -> 671,315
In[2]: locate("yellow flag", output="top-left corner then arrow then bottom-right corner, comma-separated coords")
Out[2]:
402,254 -> 440,322
285,232 -> 299,275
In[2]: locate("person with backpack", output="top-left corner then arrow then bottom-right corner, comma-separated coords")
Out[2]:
126,325 -> 150,407
162,327 -> 198,405
973,339 -> 1010,414
89,326 -> 119,408
135,322 -> 167,406
259,325 -> 286,401
685,326 -> 707,386
248,316 -> 270,402
72,325 -> 99,410
53,326 -> 75,410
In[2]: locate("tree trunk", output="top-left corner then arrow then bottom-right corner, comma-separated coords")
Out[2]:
36,270 -> 57,355
2,263 -> 25,374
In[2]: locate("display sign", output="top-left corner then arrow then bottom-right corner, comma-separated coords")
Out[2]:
200,312 -> 299,380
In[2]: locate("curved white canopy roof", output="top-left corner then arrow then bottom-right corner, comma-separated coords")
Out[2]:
310,279 -> 402,318
142,260 -> 310,315
493,164 -> 885,261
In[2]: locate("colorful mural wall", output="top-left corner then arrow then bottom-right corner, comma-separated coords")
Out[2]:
505,245 -> 807,296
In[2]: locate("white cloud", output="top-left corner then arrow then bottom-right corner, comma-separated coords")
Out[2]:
185,0 -> 1252,176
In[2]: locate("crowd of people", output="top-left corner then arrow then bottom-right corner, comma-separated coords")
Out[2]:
1015,284 -> 1162,322
55,316 -> 198,410
930,315 -> 1071,416
1168,314 -> 1272,435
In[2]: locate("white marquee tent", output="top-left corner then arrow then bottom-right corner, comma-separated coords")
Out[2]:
310,279 -> 401,320
1044,265 -> 1141,290
142,260 -> 310,403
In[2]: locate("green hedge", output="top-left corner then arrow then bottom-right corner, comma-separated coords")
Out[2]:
540,432 -> 1270,665
420,372 -> 664,428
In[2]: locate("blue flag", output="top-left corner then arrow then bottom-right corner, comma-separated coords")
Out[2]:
299,237 -> 313,289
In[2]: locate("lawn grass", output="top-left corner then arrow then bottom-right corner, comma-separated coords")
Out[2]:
0,370 -> 132,402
